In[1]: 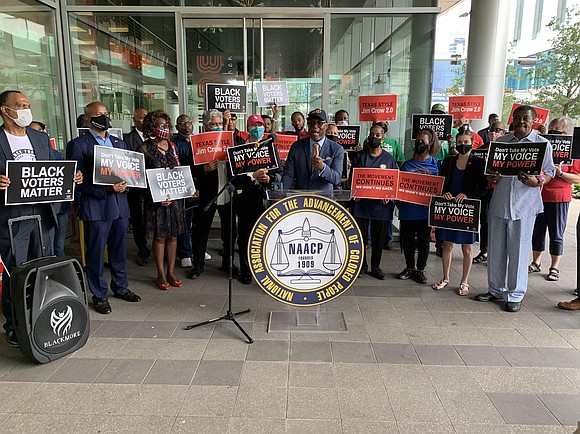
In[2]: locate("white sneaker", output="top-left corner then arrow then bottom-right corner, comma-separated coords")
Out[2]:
204,252 -> 212,261
181,257 -> 192,268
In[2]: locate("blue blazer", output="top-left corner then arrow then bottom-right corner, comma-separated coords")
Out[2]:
282,137 -> 344,191
66,132 -> 130,222
0,126 -> 57,224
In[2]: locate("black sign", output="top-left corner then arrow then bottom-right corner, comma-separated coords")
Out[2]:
471,147 -> 489,161
541,134 -> 573,165
428,196 -> 481,233
572,127 -> 580,160
412,114 -> 453,140
206,83 -> 247,114
5,160 -> 76,206
93,146 -> 147,188
227,140 -> 279,176
146,166 -> 196,203
336,125 -> 361,150
485,141 -> 547,176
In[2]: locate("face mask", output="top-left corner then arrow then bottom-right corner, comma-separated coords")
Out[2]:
211,126 -> 223,132
326,135 -> 338,142
368,137 -> 381,149
7,108 -> 33,128
456,144 -> 472,155
489,131 -> 503,142
414,141 -> 429,155
336,120 -> 348,126
90,114 -> 111,131
250,126 -> 264,140
153,127 -> 170,141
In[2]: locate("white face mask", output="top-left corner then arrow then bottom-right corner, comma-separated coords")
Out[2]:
336,120 -> 348,126
7,107 -> 33,128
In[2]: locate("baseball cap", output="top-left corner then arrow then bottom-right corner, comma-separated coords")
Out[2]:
306,109 -> 328,122
246,114 -> 264,128
430,103 -> 446,114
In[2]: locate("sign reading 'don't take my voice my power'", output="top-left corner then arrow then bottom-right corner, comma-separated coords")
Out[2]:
448,95 -> 485,120
336,125 -> 361,150
485,141 -> 547,176
255,81 -> 289,107
5,160 -> 77,206
191,131 -> 234,165
146,166 -> 196,203
541,134 -> 573,165
227,141 -> 279,176
206,83 -> 247,114
428,196 -> 481,233
93,146 -> 147,188
358,95 -> 397,122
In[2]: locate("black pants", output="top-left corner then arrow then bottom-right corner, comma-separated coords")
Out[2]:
400,219 -> 431,270
127,189 -> 149,260
356,217 -> 387,270
237,207 -> 264,276
479,195 -> 490,253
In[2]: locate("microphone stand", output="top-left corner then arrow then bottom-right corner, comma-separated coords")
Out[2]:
184,136 -> 274,343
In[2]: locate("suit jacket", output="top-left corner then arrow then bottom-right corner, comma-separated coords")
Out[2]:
0,126 -> 57,225
441,154 -> 488,200
123,129 -> 144,152
282,137 -> 344,191
66,131 -> 130,222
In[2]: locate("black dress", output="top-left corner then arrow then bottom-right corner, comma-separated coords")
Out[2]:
141,140 -> 185,238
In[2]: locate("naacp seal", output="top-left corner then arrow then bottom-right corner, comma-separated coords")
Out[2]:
249,194 -> 363,306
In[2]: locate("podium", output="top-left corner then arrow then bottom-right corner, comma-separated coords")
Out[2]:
266,189 -> 354,202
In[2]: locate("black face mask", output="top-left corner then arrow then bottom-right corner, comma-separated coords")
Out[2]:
414,141 -> 429,155
368,137 -> 381,149
548,130 -> 563,134
326,135 -> 338,142
90,115 -> 111,131
456,144 -> 472,155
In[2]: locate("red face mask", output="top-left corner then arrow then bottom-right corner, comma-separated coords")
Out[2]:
153,127 -> 169,140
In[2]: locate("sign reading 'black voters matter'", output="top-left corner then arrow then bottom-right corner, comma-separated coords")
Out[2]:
146,166 -> 196,203
255,81 -> 289,107
428,196 -> 481,233
205,83 -> 247,114
411,114 -> 453,140
336,125 -> 361,150
5,160 -> 77,206
93,146 -> 147,188
541,134 -> 573,165
485,141 -> 547,176
227,140 -> 279,176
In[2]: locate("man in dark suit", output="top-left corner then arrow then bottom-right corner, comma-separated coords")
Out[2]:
67,101 -> 141,315
123,108 -> 150,266
282,109 -> 344,191
0,90 -> 82,346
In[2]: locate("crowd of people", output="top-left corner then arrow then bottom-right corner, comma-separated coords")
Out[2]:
1,88 -> 579,348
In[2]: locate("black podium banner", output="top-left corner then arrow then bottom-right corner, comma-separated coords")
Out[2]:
428,196 -> 480,233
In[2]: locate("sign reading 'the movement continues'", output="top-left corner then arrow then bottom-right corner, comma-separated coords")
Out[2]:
5,160 -> 77,205
273,134 -> 297,159
485,141 -> 547,176
351,168 -> 399,200
145,166 -> 196,203
205,83 -> 247,114
428,196 -> 481,233
249,194 -> 363,306
397,172 -> 445,206
93,146 -> 147,188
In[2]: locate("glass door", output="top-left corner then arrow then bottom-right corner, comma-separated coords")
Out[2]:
183,17 -> 323,132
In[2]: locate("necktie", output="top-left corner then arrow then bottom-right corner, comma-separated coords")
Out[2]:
312,143 -> 319,171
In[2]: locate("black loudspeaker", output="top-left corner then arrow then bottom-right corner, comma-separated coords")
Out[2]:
10,257 -> 90,364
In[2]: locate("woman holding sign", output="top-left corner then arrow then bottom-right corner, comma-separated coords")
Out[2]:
432,127 -> 488,295
140,110 -> 185,290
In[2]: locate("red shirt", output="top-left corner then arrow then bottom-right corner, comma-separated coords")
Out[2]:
541,160 -> 580,202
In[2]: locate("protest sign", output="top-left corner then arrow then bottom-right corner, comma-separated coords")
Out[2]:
255,81 -> 289,107
351,168 -> 399,200
146,166 -> 196,203
50,138 -> 56,150
428,196 -> 481,233
471,147 -> 489,161
573,127 -> 580,160
448,95 -> 485,120
541,134 -> 573,165
507,103 -> 550,130
358,95 -> 397,122
205,83 -> 247,114
396,172 -> 444,206
227,140 -> 279,176
191,131 -> 234,165
412,114 -> 453,140
485,141 -> 547,176
93,146 -> 147,188
5,160 -> 76,206
273,134 -> 297,159
336,125 -> 360,150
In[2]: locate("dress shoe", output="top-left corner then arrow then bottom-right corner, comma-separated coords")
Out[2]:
397,267 -> 415,280
220,264 -> 239,277
370,268 -> 386,280
475,292 -> 502,302
414,269 -> 427,284
93,299 -> 112,315
505,301 -> 522,312
136,257 -> 148,266
114,290 -> 141,302
558,297 -> 580,311
187,268 -> 202,279
237,274 -> 252,285
383,243 -> 392,251
6,330 -> 18,347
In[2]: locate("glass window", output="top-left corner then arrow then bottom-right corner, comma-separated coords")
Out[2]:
68,13 -> 179,134
0,0 -> 65,150
68,0 -> 436,6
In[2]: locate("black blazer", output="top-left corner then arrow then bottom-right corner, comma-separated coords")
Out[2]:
441,154 -> 488,200
123,129 -> 144,152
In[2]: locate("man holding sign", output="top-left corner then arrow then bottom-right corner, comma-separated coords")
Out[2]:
476,105 -> 555,312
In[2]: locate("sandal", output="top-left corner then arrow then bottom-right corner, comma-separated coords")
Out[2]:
457,282 -> 470,296
167,275 -> 183,287
432,279 -> 450,290
156,277 -> 170,291
528,262 -> 542,273
473,252 -> 487,264
546,267 -> 559,281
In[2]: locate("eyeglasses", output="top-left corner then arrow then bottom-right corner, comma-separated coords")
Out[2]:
177,121 -> 193,126
307,120 -> 326,127
491,128 -> 505,132
157,123 -> 171,129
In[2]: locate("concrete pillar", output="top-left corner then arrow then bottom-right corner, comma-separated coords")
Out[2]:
464,0 -> 510,130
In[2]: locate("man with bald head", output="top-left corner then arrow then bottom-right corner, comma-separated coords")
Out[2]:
67,101 -> 141,315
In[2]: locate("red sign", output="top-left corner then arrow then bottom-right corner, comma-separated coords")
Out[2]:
351,168 -> 399,199
49,138 -> 56,150
507,103 -> 550,130
448,95 -> 485,120
397,172 -> 444,206
191,131 -> 234,165
273,134 -> 297,159
358,95 -> 397,122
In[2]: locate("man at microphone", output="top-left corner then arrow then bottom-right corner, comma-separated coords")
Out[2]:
233,115 -> 282,284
